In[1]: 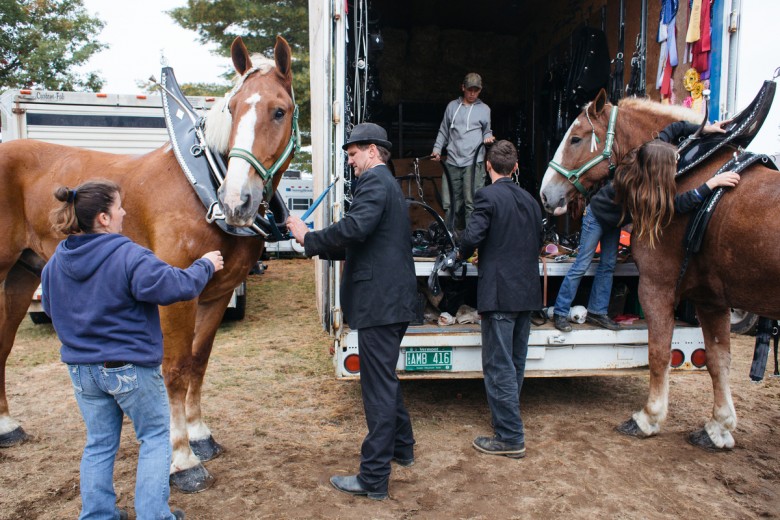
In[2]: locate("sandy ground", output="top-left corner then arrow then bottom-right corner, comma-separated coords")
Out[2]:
1,258 -> 779,519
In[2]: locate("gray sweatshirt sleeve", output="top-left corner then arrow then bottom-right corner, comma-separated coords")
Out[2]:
433,102 -> 454,155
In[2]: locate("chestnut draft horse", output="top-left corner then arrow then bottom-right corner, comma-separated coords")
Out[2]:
0,36 -> 296,492
539,89 -> 780,451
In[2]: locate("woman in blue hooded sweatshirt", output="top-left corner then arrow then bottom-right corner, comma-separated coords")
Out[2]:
41,179 -> 223,520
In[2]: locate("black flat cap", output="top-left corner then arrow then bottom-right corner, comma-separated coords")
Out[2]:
342,122 -> 392,150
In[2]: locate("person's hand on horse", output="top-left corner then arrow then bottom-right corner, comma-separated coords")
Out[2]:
706,171 -> 741,190
703,119 -> 732,134
202,251 -> 224,272
286,215 -> 308,245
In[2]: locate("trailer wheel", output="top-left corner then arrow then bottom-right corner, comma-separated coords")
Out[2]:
223,291 -> 247,322
29,312 -> 51,324
730,308 -> 758,335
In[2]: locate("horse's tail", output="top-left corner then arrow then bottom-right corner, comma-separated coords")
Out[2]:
613,141 -> 677,248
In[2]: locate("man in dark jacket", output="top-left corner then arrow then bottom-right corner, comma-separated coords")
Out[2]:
459,140 -> 543,458
287,122 -> 417,500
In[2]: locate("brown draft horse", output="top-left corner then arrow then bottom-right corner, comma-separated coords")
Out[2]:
0,36 -> 296,492
539,89 -> 780,450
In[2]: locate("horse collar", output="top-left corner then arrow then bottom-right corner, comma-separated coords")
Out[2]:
548,106 -> 619,195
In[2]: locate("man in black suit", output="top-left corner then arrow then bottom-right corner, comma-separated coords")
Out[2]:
459,140 -> 543,459
287,123 -> 417,500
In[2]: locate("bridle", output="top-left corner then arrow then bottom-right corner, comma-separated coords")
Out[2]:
222,66 -> 301,200
548,105 -> 619,195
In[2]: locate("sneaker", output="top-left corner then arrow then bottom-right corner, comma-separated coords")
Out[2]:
172,510 -> 185,520
586,313 -> 620,330
118,510 -> 129,520
553,314 -> 572,332
472,436 -> 525,459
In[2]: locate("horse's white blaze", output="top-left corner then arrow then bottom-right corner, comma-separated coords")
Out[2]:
539,122 -> 576,215
187,419 -> 213,442
0,415 -> 21,435
222,93 -> 262,210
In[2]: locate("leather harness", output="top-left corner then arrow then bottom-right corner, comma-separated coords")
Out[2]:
159,67 -> 295,240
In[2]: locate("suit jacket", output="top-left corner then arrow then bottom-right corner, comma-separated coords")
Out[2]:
460,177 -> 543,313
304,164 -> 417,329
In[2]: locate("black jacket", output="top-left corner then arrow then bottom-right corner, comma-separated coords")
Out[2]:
589,121 -> 711,228
304,164 -> 417,329
460,177 -> 543,313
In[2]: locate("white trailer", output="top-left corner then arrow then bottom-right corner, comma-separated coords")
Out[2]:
0,88 -> 247,322
305,0 -> 764,379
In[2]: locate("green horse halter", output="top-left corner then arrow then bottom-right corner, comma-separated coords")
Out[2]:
227,77 -> 301,201
548,105 -> 619,195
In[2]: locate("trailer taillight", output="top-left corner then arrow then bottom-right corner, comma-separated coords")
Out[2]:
136,94 -> 147,99
670,349 -> 684,368
344,354 -> 360,374
96,93 -> 107,98
691,349 -> 707,368
20,89 -> 32,95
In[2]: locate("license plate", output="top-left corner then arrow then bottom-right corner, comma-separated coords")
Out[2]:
404,347 -> 452,371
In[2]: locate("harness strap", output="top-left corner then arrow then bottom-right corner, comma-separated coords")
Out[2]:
675,152 -> 776,292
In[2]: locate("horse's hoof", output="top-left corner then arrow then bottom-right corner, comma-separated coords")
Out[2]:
0,426 -> 30,448
190,436 -> 224,462
687,428 -> 732,452
170,464 -> 216,493
615,418 -> 645,438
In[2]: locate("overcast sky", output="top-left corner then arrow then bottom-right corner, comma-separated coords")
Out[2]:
79,0 -> 229,93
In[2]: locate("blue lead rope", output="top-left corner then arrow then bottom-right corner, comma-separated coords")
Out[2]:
266,176 -> 340,239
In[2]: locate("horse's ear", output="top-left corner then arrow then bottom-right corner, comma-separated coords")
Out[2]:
588,89 -> 608,117
274,36 -> 293,86
231,37 -> 253,76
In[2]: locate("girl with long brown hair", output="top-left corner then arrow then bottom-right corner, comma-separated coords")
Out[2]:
613,140 -> 740,248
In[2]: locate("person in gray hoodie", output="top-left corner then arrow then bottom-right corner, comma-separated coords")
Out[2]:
432,72 -> 495,232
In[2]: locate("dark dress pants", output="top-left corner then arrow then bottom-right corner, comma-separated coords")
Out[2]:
481,311 -> 531,445
356,322 -> 415,492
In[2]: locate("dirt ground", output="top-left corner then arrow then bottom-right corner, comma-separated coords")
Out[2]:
1,258 -> 779,519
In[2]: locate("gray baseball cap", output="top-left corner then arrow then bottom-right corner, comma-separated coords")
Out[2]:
463,72 -> 482,89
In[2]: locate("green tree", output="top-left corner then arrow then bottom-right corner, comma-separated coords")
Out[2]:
168,0 -> 310,135
0,0 -> 106,91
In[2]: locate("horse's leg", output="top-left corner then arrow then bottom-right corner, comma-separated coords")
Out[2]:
688,306 -> 736,450
161,303 -> 216,493
0,263 -> 42,447
186,294 -> 233,462
617,283 -> 675,438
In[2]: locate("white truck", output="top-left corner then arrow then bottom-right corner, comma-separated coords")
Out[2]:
0,88 -> 247,322
307,0 -> 772,378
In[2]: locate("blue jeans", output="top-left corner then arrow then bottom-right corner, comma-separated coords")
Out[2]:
67,363 -> 176,520
554,207 -> 620,317
481,311 -> 531,445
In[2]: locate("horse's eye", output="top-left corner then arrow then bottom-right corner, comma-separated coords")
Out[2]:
274,108 -> 285,120
571,136 -> 582,145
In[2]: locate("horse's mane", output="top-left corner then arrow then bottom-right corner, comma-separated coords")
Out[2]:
204,54 -> 276,154
617,97 -> 703,125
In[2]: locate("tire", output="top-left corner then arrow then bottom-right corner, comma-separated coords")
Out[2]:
29,312 -> 51,324
730,308 -> 759,335
222,291 -> 247,322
